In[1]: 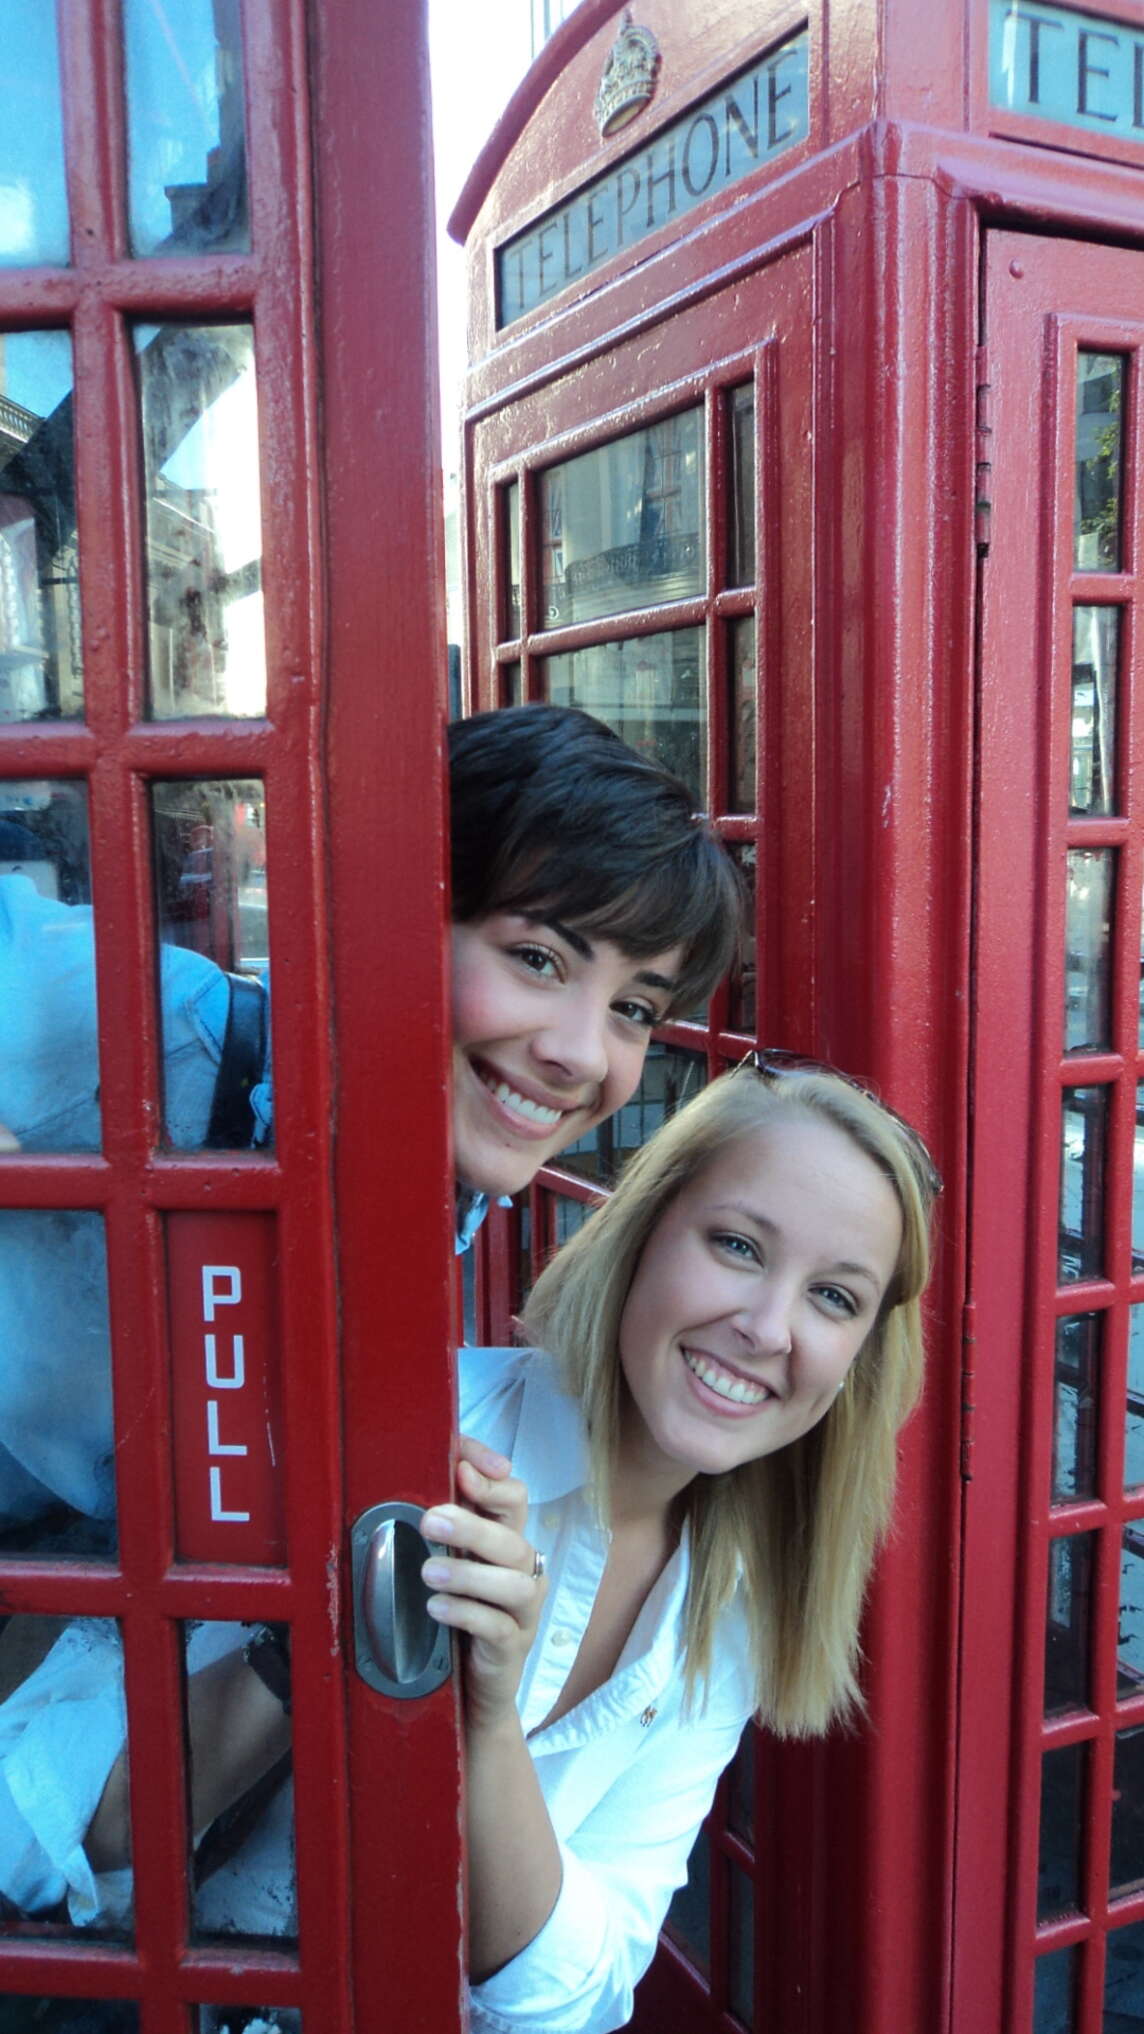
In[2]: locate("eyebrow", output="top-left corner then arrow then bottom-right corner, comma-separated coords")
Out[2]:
529,915 -> 679,996
712,1201 -> 885,1289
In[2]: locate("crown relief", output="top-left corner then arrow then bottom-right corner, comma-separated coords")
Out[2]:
594,11 -> 661,138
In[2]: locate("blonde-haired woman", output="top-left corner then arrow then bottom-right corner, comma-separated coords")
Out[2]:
420,1059 -> 940,2034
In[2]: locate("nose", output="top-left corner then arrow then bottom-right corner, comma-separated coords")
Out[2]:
532,986 -> 611,1088
732,1282 -> 794,1359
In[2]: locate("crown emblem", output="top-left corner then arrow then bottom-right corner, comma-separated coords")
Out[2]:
594,12 -> 661,138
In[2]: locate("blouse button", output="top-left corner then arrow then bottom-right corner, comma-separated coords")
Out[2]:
640,1706 -> 657,1727
542,1511 -> 559,1531
552,1629 -> 575,1650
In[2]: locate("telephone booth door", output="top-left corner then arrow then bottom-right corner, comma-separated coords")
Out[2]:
0,4 -> 463,2031
962,230 -> 1144,2034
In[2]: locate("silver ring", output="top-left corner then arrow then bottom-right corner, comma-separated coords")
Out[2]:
531,1549 -> 546,1581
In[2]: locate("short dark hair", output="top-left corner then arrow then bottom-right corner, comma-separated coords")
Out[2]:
448,705 -> 741,1017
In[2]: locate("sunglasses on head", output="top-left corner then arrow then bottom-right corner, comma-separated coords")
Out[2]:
748,1049 -> 943,1202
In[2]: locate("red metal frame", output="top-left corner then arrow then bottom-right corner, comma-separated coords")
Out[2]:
0,2 -> 458,2028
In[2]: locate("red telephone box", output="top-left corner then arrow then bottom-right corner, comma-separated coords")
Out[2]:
0,3 -> 461,2031
453,2 -> 1144,2029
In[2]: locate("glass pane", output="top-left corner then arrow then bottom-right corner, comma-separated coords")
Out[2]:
125,0 -> 248,257
554,1041 -> 707,1188
729,615 -> 756,814
1060,1087 -> 1107,1282
136,324 -> 265,717
727,842 -> 757,1033
1071,607 -> 1119,816
0,1215 -> 116,1556
552,1196 -> 597,1246
1034,1947 -> 1076,2034
1106,1919 -> 1144,2029
1038,1741 -> 1084,1921
185,1621 -> 295,1945
0,2005 -> 139,2033
1065,849 -> 1113,1053
502,660 -> 523,707
1045,1534 -> 1094,1714
1074,353 -> 1125,573
727,1725 -> 755,1844
0,779 -> 98,1125
665,1819 -> 710,1977
539,410 -> 704,629
504,479 -> 520,637
1134,1088 -> 1144,1272
151,780 -> 271,1152
1111,1726 -> 1144,1898
1120,1528 -> 1144,1698
729,384 -> 755,587
544,626 -> 704,806
0,334 -> 82,721
728,1860 -> 755,2027
1053,1313 -> 1100,1503
0,12 -> 68,266
1128,1308 -> 1144,1491
0,1617 -> 131,1935
199,2012 -> 301,2033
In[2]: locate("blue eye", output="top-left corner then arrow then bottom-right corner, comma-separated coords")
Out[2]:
815,1284 -> 858,1317
711,1231 -> 759,1263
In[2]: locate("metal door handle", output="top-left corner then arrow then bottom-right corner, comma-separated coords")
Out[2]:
350,1501 -> 452,1698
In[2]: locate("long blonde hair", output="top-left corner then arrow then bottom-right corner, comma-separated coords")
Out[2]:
520,1064 -> 936,1737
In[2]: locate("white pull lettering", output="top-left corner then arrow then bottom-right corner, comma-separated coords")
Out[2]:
209,1466 -> 251,1523
207,1399 -> 248,1458
202,1265 -> 242,1321
204,1332 -> 246,1389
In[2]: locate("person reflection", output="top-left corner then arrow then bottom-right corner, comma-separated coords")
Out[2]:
0,708 -> 742,1940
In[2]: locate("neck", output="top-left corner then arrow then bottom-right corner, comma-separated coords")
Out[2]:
611,1399 -> 696,1529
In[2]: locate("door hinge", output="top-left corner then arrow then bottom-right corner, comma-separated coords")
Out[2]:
960,1296 -> 978,1481
975,344 -> 992,556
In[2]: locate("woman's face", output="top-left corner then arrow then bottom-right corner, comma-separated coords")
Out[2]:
617,1114 -> 903,1492
451,912 -> 682,1199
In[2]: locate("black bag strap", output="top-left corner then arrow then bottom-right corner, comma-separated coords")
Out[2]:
205,973 -> 268,1150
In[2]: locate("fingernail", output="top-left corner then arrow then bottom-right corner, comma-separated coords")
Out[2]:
422,1560 -> 451,1586
420,1510 -> 453,1539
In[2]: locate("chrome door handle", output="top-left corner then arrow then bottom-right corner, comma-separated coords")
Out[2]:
350,1501 -> 452,1699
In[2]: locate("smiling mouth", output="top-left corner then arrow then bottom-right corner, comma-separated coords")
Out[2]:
478,1066 -> 567,1130
683,1349 -> 771,1407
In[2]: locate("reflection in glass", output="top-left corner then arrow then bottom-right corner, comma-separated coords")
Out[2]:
728,1861 -> 755,2027
729,384 -> 755,588
151,780 -> 271,1151
125,0 -> 248,257
729,616 -> 756,814
0,2005 -> 139,2033
544,626 -> 704,806
1075,353 -> 1125,572
1033,1946 -> 1075,2034
539,410 -> 703,629
0,333 -> 82,721
1128,1309 -> 1144,1491
0,1619 -> 130,1935
1052,1314 -> 1099,1504
1064,849 -> 1113,1053
1037,1742 -> 1084,1921
0,1216 -> 116,1555
136,324 -> 265,717
553,1196 -> 596,1247
727,1725 -> 755,1843
0,9 -> 68,266
1121,1529 -> 1144,1698
1070,607 -> 1119,816
1059,1088 -> 1106,1282
555,1041 -> 707,1189
1134,1087 -> 1144,1273
185,1621 -> 295,1945
505,479 -> 521,637
727,843 -> 757,1033
1106,1920 -> 1144,2028
1111,1726 -> 1144,1897
1045,1534 -> 1093,1714
503,661 -> 523,707
665,1819 -> 711,1976
199,2012 -> 301,2034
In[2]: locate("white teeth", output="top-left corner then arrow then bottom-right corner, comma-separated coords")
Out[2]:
683,1350 -> 769,1406
488,1078 -> 562,1127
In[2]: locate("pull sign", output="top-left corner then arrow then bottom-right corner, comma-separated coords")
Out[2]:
167,1211 -> 285,1564
351,1502 -> 452,1700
